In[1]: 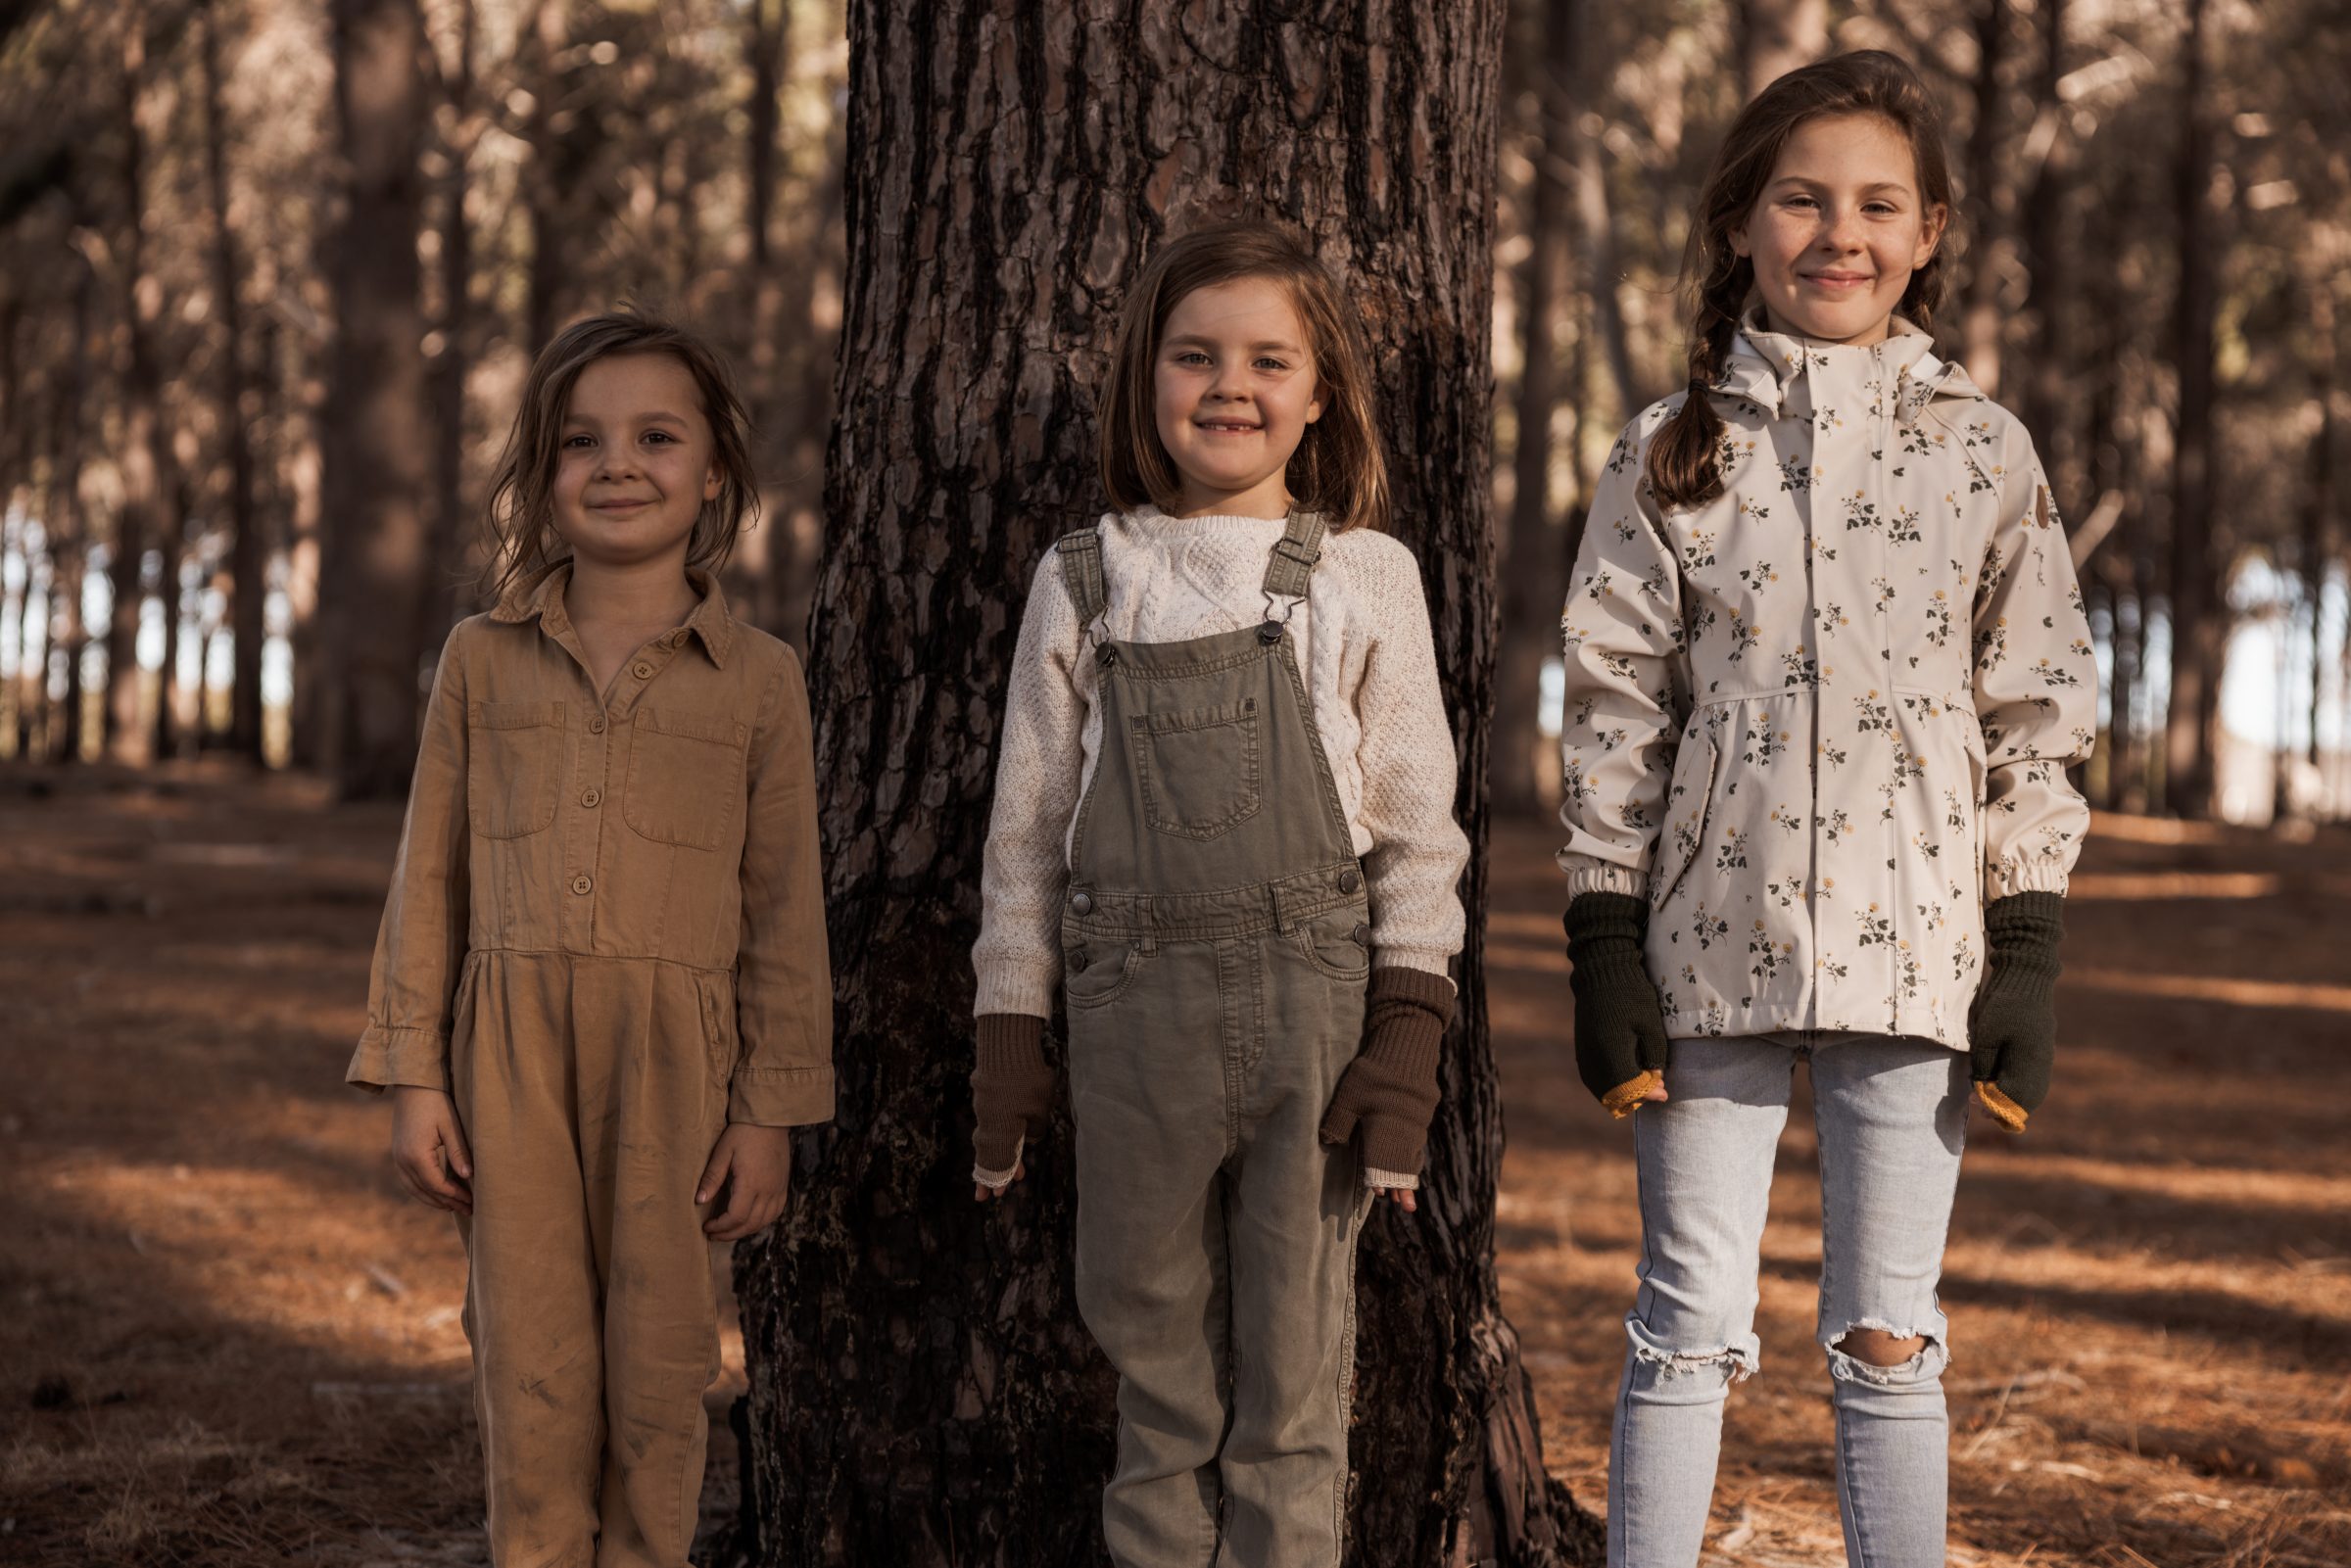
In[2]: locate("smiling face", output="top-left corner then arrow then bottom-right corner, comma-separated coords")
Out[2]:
551,353 -> 722,570
1733,112 -> 1946,347
1150,276 -> 1325,518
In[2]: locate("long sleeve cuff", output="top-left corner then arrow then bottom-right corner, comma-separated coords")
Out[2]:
346,1024 -> 450,1095
1560,858 -> 1646,898
974,961 -> 1058,1020
1986,856 -> 2071,898
729,1065 -> 837,1126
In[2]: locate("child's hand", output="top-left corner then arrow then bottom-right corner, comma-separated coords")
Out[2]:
390,1086 -> 473,1215
1374,1184 -> 1418,1213
974,1162 -> 1025,1203
1563,893 -> 1672,1117
698,1124 -> 794,1241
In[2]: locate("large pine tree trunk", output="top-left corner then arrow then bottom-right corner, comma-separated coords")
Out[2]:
737,5 -> 1598,1565
320,0 -> 431,797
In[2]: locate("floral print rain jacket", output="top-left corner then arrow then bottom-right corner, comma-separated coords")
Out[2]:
1557,316 -> 2096,1051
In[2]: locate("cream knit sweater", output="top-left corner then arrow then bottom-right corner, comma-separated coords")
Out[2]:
973,506 -> 1469,1020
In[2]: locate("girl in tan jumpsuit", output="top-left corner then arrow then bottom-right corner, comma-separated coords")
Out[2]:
348,313 -> 833,1566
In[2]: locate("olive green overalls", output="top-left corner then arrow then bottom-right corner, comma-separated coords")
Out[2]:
1056,510 -> 1375,1567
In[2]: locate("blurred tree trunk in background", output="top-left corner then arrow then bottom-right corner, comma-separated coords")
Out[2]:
54,261 -> 94,766
2017,0 -> 2070,512
423,0 -> 478,649
105,17 -> 168,765
2300,281 -> 2335,793
737,2 -> 1600,1564
1737,0 -> 1824,99
200,0 -> 266,764
2164,0 -> 2221,819
320,0 -> 430,798
1495,0 -> 1579,818
521,0 -> 574,356
1961,0 -> 2014,396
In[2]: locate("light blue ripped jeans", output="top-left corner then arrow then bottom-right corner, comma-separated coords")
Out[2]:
1608,1031 -> 1968,1568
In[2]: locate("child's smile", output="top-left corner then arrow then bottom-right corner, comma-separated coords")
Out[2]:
1152,276 -> 1325,518
1733,111 -> 1945,347
552,353 -> 723,568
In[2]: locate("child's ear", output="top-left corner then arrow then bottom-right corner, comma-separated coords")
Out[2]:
1914,203 -> 1948,268
1305,378 -> 1324,425
1729,216 -> 1753,260
703,465 -> 722,501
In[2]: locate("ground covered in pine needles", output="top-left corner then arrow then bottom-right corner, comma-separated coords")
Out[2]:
1,762 -> 2344,1566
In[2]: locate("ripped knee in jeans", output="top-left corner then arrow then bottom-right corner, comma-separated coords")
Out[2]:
1625,1321 -> 1758,1387
1826,1319 -> 1946,1386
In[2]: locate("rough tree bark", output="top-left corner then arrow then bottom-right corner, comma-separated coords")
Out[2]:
2163,0 -> 2222,818
737,4 -> 1601,1566
320,0 -> 431,797
199,0 -> 266,763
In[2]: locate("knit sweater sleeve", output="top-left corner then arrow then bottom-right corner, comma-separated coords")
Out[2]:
973,547 -> 1088,1019
1348,540 -> 1468,983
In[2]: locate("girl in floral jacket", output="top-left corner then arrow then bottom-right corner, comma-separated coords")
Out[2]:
1556,52 -> 2096,1568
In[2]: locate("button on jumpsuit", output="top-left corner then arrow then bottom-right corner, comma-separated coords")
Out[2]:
1054,512 -> 1376,1567
348,565 -> 834,1567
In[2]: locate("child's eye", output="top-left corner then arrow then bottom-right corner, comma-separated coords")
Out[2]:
1254,357 -> 1288,371
1785,195 -> 1818,211
562,434 -> 595,449
1174,351 -> 1212,366
644,431 -> 676,445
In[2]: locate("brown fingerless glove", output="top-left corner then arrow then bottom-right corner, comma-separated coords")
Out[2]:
1319,968 -> 1456,1180
972,1013 -> 1054,1180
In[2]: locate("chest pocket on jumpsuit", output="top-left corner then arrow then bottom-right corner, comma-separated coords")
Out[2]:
625,707 -> 748,851
1131,698 -> 1262,839
469,700 -> 566,838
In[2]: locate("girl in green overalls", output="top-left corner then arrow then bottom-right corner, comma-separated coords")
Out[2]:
966,220 -> 1470,1566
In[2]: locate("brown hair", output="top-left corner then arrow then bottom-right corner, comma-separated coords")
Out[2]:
1646,50 -> 1957,510
1098,220 -> 1390,533
481,309 -> 759,602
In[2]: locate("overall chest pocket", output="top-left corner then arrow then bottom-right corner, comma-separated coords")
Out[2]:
624,707 -> 747,851
468,701 -> 566,839
1131,699 -> 1262,839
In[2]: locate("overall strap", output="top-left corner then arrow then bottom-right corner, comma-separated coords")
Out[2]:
1261,510 -> 1326,603
1056,528 -> 1108,632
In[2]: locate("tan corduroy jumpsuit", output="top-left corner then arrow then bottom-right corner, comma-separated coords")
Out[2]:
1056,511 -> 1375,1568
348,564 -> 833,1567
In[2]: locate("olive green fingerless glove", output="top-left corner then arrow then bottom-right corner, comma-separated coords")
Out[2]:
1563,892 -> 1670,1117
1319,968 -> 1456,1180
1967,891 -> 2065,1133
971,1014 -> 1054,1181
